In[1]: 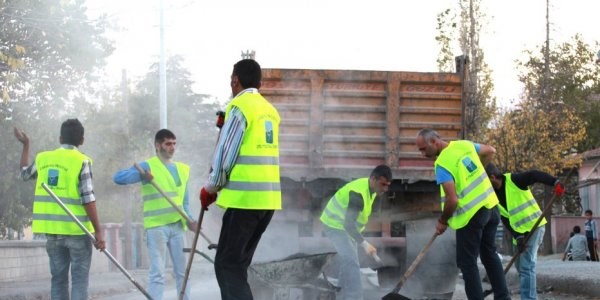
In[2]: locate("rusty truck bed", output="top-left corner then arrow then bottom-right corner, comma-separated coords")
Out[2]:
261,68 -> 464,183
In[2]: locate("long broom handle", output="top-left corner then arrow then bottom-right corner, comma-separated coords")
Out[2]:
391,233 -> 437,294
178,208 -> 206,300
133,163 -> 214,245
41,183 -> 153,300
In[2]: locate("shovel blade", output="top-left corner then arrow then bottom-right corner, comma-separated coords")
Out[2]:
382,293 -> 411,300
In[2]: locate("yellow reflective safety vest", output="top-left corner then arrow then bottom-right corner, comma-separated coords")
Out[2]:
218,90 -> 282,210
435,141 -> 498,229
320,178 -> 376,232
141,157 -> 189,229
499,174 -> 546,234
33,147 -> 94,235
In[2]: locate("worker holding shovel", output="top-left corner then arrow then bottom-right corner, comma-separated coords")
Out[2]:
485,163 -> 564,300
415,129 -> 510,300
14,119 -> 106,300
113,129 -> 196,300
320,164 -> 391,300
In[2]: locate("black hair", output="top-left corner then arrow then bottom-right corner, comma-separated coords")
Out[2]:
60,118 -> 84,146
573,225 -> 581,233
370,164 -> 392,181
585,209 -> 593,216
233,59 -> 262,89
485,163 -> 503,177
155,129 -> 176,144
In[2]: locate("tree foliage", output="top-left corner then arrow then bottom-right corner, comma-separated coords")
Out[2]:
0,0 -> 114,239
517,34 -> 600,151
435,0 -> 496,140
485,103 -> 586,175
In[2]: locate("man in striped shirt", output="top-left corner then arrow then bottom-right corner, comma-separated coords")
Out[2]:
200,59 -> 281,300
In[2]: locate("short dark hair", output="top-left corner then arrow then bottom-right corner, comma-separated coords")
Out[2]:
370,164 -> 392,181
233,59 -> 261,89
585,209 -> 593,216
485,163 -> 503,177
60,118 -> 84,146
573,225 -> 581,233
154,129 -> 176,144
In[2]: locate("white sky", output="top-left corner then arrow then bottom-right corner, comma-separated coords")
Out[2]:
86,0 -> 600,108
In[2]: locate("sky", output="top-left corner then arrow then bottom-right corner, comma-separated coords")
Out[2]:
85,0 -> 600,108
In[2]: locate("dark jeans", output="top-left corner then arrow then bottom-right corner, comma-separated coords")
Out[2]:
586,237 -> 598,261
456,207 -> 510,300
214,208 -> 274,300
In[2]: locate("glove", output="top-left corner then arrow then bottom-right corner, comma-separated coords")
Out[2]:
216,111 -> 225,129
140,170 -> 153,183
515,235 -> 526,253
554,180 -> 565,197
200,187 -> 217,211
360,240 -> 377,256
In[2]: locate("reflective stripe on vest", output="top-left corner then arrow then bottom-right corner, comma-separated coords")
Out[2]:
141,157 -> 189,229
500,174 -> 546,233
218,91 -> 282,210
33,148 -> 94,235
435,141 -> 499,229
320,178 -> 375,232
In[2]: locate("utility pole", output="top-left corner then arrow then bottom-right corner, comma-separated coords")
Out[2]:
159,0 -> 167,128
121,69 -> 133,269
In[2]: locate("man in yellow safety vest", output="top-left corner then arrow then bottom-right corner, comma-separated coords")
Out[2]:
320,165 -> 392,299
200,59 -> 281,300
486,163 -> 564,300
14,119 -> 105,300
113,129 -> 196,300
415,128 -> 510,300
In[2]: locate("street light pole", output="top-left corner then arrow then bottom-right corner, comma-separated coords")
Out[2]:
159,0 -> 167,128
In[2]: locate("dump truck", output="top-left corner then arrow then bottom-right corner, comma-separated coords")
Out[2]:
254,56 -> 470,299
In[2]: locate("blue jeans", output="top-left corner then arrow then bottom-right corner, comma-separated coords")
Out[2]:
46,234 -> 93,300
323,226 -> 363,300
515,226 -> 544,300
456,207 -> 510,300
146,222 -> 189,300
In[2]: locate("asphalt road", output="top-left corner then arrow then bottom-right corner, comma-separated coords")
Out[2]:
3,254 -> 600,300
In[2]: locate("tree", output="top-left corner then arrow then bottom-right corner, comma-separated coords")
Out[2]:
517,34 -> 600,151
106,55 -> 221,223
435,0 -> 496,140
0,0 -> 113,238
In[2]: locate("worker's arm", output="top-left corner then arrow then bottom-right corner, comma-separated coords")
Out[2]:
500,214 -> 523,239
343,191 -> 364,243
511,170 -> 557,190
79,160 -> 105,250
204,106 -> 246,193
14,127 -> 37,181
113,161 -> 150,185
438,181 -> 458,235
14,127 -> 30,168
477,143 -> 496,166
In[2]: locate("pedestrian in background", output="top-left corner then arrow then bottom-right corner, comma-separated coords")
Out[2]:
113,129 -> 196,300
584,209 -> 598,261
320,165 -> 392,300
415,128 -> 511,300
200,59 -> 281,300
563,225 -> 589,261
14,119 -> 106,300
486,163 -> 564,300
